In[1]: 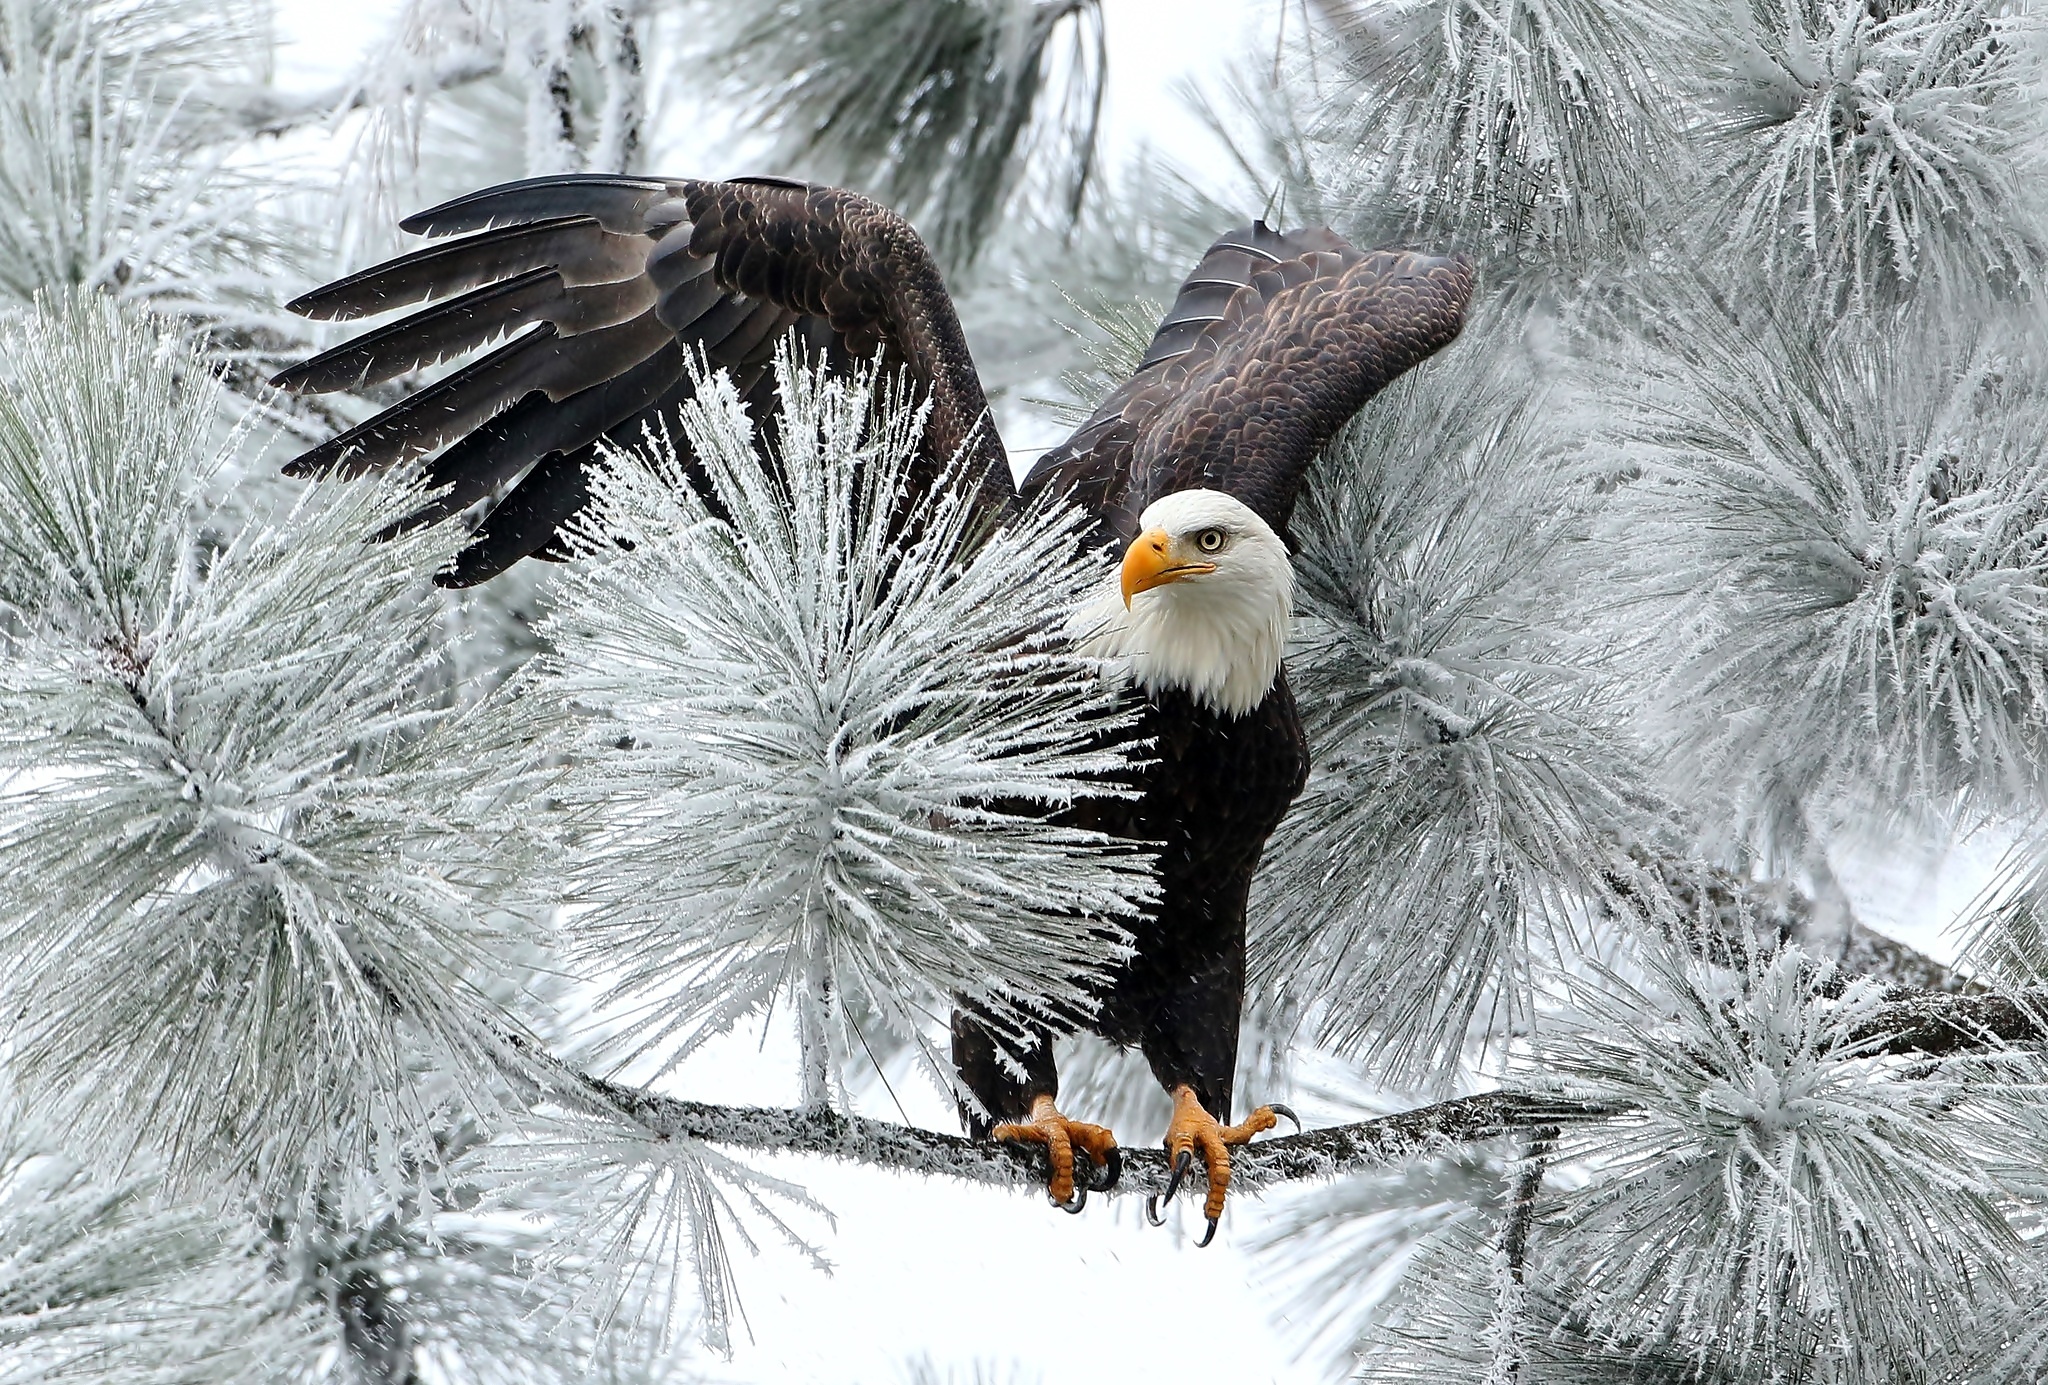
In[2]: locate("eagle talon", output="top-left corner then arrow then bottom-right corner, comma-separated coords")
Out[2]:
1150,1085 -> 1297,1244
991,1095 -> 1119,1212
1269,1103 -> 1301,1133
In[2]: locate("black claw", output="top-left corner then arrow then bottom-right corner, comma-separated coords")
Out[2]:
1164,1147 -> 1193,1202
1088,1144 -> 1122,1193
1196,1216 -> 1219,1248
1145,1149 -> 1194,1226
1057,1183 -> 1087,1215
1269,1103 -> 1301,1134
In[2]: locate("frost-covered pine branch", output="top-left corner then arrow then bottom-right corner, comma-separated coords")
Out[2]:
1697,0 -> 2048,313
1543,941 -> 2034,1375
0,1098 -> 315,1385
0,290 -> 728,1383
1307,0 -> 1686,265
336,0 -> 666,228
1606,844 -> 1971,991
0,0 -> 319,348
0,294 -> 545,1203
1253,314 -> 1657,1083
1596,299 -> 2048,868
522,346 -> 1152,1108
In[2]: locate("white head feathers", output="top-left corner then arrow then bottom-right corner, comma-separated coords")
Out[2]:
1067,489 -> 1294,718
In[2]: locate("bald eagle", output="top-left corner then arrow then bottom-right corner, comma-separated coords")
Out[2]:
271,175 -> 1473,1242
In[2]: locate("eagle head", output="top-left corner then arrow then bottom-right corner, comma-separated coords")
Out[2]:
1069,488 -> 1293,718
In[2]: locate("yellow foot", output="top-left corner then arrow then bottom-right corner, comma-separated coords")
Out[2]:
1145,1085 -> 1300,1246
992,1095 -> 1121,1212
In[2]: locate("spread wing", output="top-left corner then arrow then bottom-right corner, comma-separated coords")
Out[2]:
1020,223 -> 1474,544
272,174 -> 1008,586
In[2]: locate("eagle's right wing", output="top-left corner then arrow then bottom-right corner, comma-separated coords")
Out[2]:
272,175 -> 1009,585
1021,224 -> 1473,546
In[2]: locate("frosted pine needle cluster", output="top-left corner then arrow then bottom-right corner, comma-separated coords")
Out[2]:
1704,0 -> 2048,311
1314,0 -> 1680,261
1542,943 -> 2025,1373
1602,305 -> 2048,850
0,295 -> 542,1200
0,1098 -> 314,1385
0,0 -> 311,329
706,0 -> 1106,268
533,347 -> 1150,1105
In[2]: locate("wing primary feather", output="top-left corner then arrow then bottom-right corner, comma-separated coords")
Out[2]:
283,217 -> 640,321
384,341 -> 689,534
281,324 -> 561,479
444,344 -> 776,587
442,446 -> 596,587
400,173 -> 678,235
278,174 -> 1015,582
270,268 -> 565,393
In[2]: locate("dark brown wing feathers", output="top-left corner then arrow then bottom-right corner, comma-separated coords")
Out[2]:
272,174 -> 1006,585
1022,223 -> 1473,544
396,173 -> 678,236
284,215 -> 649,321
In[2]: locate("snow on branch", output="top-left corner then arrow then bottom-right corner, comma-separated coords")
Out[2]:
544,1058 -> 1618,1198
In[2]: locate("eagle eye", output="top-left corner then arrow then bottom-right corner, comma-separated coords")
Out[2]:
1194,528 -> 1227,554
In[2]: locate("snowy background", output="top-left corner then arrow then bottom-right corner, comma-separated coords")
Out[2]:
2,0 -> 2033,1380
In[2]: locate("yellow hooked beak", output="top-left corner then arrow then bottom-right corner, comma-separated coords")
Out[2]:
1121,527 -> 1217,608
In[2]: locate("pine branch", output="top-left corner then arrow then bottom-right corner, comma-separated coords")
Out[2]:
1609,848 -> 1972,993
540,1053 -> 1618,1197
221,47 -> 508,139
1487,1129 -> 1554,1385
1854,989 -> 2047,1056
517,981 -> 2048,1201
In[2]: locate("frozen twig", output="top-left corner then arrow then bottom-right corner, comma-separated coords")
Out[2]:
219,47 -> 508,138
1486,1128 -> 1556,1385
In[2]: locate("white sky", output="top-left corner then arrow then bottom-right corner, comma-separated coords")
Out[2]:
256,4 -> 1991,1381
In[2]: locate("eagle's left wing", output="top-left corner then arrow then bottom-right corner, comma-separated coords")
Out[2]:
1022,226 -> 1473,544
